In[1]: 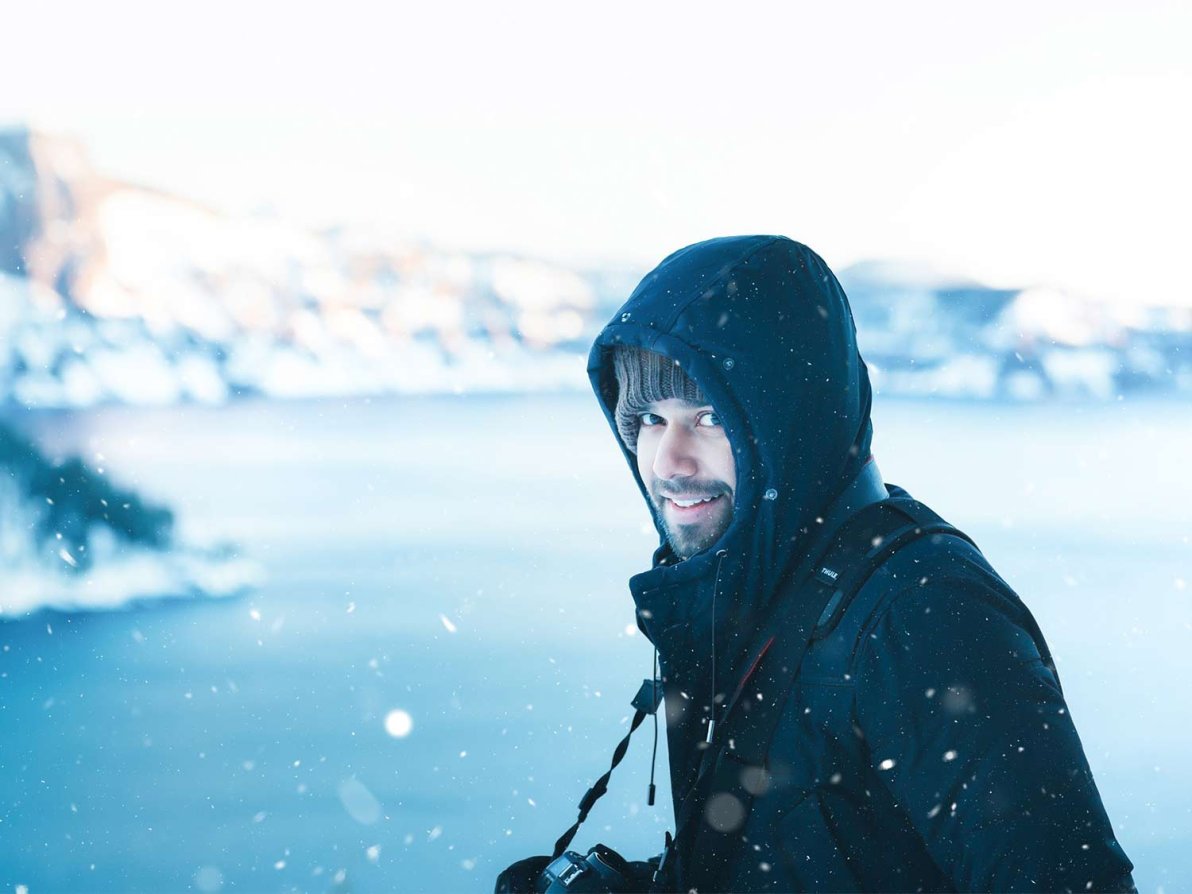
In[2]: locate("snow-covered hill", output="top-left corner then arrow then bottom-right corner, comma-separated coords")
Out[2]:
838,260 -> 1190,400
1,126 -> 1189,408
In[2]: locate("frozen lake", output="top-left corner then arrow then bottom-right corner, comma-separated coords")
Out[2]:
2,393 -> 1189,892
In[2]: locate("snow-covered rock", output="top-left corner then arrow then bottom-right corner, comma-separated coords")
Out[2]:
0,419 -> 259,617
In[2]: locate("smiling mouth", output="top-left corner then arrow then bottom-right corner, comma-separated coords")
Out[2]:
667,495 -> 720,508
662,494 -> 727,514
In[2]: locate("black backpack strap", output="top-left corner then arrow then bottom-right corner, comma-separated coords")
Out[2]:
810,496 -> 977,641
672,496 -> 974,891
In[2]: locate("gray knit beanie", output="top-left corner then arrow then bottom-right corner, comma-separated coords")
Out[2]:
612,346 -> 707,453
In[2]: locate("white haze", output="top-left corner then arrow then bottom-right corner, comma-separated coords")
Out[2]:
2,0 -> 1190,306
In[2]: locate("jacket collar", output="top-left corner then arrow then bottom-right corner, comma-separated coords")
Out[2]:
817,458 -> 888,543
629,459 -> 888,655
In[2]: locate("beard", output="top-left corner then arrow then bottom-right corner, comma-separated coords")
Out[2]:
661,511 -> 732,559
649,478 -> 734,560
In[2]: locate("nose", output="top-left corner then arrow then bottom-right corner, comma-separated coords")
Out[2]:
652,424 -> 699,481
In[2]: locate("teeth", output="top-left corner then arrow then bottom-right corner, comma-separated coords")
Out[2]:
671,496 -> 717,508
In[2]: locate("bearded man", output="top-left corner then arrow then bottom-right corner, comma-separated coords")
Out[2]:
583,236 -> 1134,892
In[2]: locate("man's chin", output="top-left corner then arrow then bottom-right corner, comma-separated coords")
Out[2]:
652,495 -> 733,559
663,520 -> 731,560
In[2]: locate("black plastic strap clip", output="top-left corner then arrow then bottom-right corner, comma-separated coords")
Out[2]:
631,678 -> 663,715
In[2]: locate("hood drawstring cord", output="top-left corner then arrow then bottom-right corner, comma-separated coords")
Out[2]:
707,549 -> 729,744
648,646 -> 659,806
642,548 -> 729,808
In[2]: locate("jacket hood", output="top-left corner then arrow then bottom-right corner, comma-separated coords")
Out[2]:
587,236 -> 875,677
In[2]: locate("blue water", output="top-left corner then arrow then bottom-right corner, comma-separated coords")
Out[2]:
2,394 -> 1189,892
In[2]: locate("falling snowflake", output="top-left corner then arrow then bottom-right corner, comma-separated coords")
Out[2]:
384,709 -> 413,738
338,778 -> 382,825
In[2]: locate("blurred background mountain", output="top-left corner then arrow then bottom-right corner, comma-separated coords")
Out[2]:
3,126 -> 1188,411
1,131 -> 268,614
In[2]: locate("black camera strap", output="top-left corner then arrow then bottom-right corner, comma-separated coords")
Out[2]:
551,677 -> 665,859
664,495 -> 973,891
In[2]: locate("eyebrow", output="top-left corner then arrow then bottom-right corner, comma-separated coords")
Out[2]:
643,399 -> 714,410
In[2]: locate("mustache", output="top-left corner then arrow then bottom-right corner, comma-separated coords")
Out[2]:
651,479 -> 733,500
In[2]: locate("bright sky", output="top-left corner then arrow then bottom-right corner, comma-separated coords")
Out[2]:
4,0 -> 1191,306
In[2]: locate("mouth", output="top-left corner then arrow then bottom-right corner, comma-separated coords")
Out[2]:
661,493 -> 728,519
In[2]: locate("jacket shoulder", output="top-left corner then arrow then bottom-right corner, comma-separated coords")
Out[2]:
842,531 -> 1135,891
802,527 -> 1050,683
865,530 -> 1047,650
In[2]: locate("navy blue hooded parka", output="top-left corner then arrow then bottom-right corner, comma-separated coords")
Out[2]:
587,236 -> 1135,892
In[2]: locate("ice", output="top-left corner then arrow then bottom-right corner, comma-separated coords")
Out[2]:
1,392 -> 1185,890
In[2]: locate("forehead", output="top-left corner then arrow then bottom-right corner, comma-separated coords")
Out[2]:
642,397 -> 714,413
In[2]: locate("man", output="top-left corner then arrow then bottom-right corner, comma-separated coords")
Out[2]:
582,236 -> 1135,891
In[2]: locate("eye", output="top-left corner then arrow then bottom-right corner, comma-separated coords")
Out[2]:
639,412 -> 664,427
696,411 -> 722,428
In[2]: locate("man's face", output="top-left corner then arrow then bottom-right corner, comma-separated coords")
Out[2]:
634,398 -> 736,559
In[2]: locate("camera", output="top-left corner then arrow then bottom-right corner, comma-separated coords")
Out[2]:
539,844 -> 635,892
495,843 -> 665,893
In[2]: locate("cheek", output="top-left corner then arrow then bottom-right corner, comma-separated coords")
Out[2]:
715,442 -> 737,492
635,439 -> 657,483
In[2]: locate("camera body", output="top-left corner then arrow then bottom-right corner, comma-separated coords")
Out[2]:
495,842 -> 666,893
538,844 -> 646,893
